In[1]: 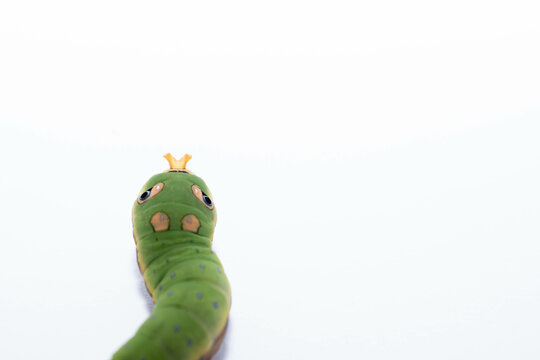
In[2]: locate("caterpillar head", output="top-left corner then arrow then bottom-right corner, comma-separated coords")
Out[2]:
132,154 -> 217,241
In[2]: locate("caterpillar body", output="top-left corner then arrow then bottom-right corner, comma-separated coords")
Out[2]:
113,154 -> 231,360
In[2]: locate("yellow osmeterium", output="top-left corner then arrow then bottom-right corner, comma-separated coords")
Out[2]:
163,153 -> 192,173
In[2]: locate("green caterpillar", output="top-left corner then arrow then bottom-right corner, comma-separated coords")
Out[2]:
113,153 -> 231,360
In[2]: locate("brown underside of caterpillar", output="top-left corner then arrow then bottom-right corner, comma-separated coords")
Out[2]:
201,320 -> 228,360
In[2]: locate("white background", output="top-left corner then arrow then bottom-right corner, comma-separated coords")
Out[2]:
1,1 -> 539,359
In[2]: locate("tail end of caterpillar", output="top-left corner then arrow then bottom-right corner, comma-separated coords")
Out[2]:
112,304 -> 220,360
112,334 -> 168,360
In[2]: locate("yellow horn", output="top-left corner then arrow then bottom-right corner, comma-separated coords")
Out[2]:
163,153 -> 192,172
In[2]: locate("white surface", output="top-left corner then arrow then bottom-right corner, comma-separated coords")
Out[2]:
1,1 -> 540,359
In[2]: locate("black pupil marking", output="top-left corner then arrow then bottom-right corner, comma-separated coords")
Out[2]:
202,192 -> 212,206
139,189 -> 151,201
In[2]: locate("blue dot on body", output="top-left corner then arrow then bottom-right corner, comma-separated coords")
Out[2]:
168,291 -> 173,297
213,301 -> 219,309
197,292 -> 203,300
216,268 -> 222,274
195,248 -> 199,253
158,285 -> 162,290
173,325 -> 180,333
187,338 -> 193,346
171,272 -> 176,278
200,264 -> 205,269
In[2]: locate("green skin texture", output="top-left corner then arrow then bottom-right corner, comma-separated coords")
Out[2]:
112,172 -> 231,360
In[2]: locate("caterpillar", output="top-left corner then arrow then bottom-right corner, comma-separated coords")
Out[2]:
113,153 -> 231,360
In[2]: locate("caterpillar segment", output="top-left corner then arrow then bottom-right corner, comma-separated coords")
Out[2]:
113,154 -> 231,360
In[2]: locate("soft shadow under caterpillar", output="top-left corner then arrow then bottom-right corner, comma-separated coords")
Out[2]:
113,154 -> 231,360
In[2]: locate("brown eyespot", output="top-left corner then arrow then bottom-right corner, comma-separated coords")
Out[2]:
181,214 -> 200,233
150,212 -> 170,232
192,184 -> 214,210
137,182 -> 164,204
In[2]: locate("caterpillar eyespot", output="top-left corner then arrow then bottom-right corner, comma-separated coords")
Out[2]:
202,193 -> 213,207
192,184 -> 214,210
139,189 -> 151,201
113,154 -> 230,360
137,182 -> 164,204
